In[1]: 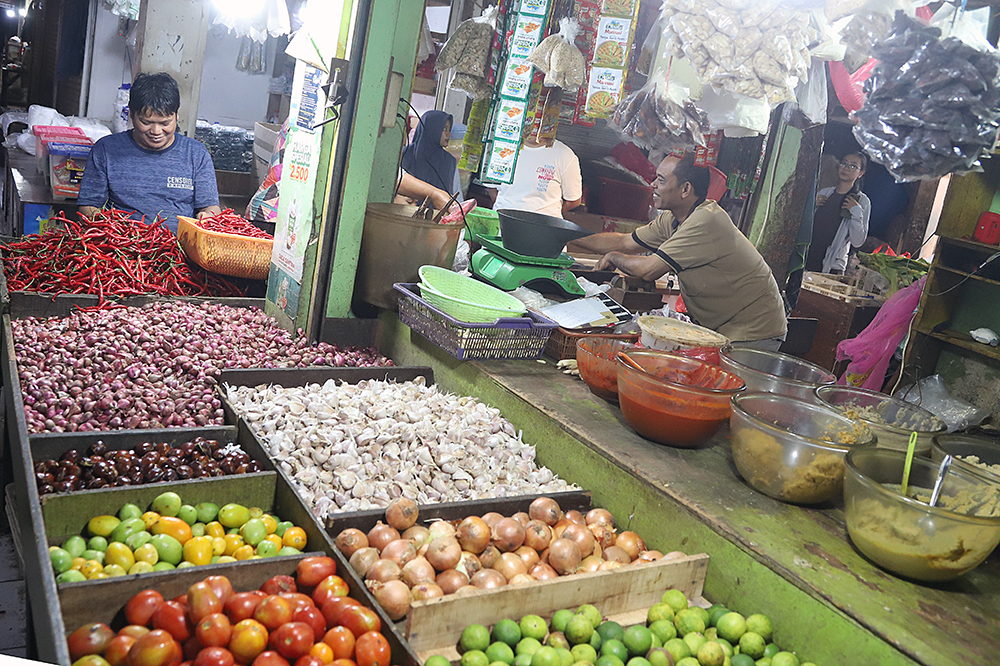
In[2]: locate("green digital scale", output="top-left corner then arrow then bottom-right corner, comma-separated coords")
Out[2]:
471,235 -> 585,297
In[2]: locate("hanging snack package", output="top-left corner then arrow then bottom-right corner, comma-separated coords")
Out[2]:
853,10 -> 1000,181
436,7 -> 498,100
527,18 -> 587,91
609,78 -> 710,152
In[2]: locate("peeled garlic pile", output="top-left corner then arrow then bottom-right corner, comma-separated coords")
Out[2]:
226,377 -> 576,520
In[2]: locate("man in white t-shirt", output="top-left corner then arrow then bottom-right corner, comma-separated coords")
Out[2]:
491,138 -> 583,218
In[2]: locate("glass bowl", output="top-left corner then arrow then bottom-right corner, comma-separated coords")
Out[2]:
931,433 -> 1000,485
730,393 -> 875,504
576,337 -> 636,402
615,350 -> 745,448
814,385 -> 946,455
844,447 -> 1000,582
719,346 -> 835,400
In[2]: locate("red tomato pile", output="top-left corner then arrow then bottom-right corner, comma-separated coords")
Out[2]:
66,556 -> 395,666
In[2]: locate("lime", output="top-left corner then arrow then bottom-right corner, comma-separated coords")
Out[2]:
745,616 -> 772,643
600,639 -> 628,664
660,590 -> 689,613
625,658 -> 650,666
517,638 -> 543,657
650,634 -> 661,649
87,536 -> 108,552
595,656 -> 624,666
738,633 -> 766,660
646,604 -> 674,625
674,610 -> 706,636
648,620 -> 676,645
177,505 -> 198,526
755,660 -> 772,666
762,645 -> 780,659
151,492 -> 182,517
681,633 -> 705,656
675,659 -> 700,666
552,610 -> 575,634
645,648 -> 673,666
462,650 -> 490,666
662,639 -> 690,663
696,642 -> 725,666
589,632 -> 603,652
486,642 -> 516,665
566,616 -> 595,646
62,535 -> 86,558
571,644 -> 598,664
426,656 -> 451,666
715,639 -> 732,658
494,619 -> 523,647
531,647 -> 562,666
56,569 -> 87,583
800,663 -> 817,666
715,613 -> 746,644
597,622 -> 624,644
461,625 -> 492,653
556,648 -> 574,666
704,629 -> 717,642
706,606 -> 730,628
622,626 -> 652,658
577,605 -> 602,630
731,656 -> 755,666
118,503 -> 142,521
688,608 -> 709,629
521,616 -> 548,642
49,547 -> 72,573
515,655 -> 534,666
769,653 -> 798,666
547,633 -> 570,650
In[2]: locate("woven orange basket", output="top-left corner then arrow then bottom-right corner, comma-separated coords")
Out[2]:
177,215 -> 273,280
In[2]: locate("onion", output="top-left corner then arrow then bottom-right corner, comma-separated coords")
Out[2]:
425,536 -> 462,571
598,561 -> 622,571
335,528 -> 368,557
455,551 -> 483,578
578,555 -> 603,572
435,569 -> 469,594
529,562 -> 558,581
547,538 -> 582,575
471,569 -> 507,589
368,522 -> 401,552
381,539 -> 417,567
552,518 -> 574,540
638,550 -> 664,563
401,557 -> 436,586
492,518 -> 526,552
662,551 -> 687,562
586,508 -> 616,529
538,548 -> 550,566
512,512 -> 530,526
616,531 -> 645,560
403,525 -> 431,548
385,498 -> 419,531
523,520 -> 552,552
349,547 -> 379,577
456,516 -> 491,554
564,510 -> 586,526
515,545 -> 540,570
410,582 -> 444,602
589,524 -> 617,550
562,522 -> 596,558
592,544 -> 603,560
495,553 -> 528,581
428,520 -> 457,541
528,497 -> 562,526
369,579 -> 411,620
603,546 -> 631,564
481,512 -> 504,530
479,545 -> 502,569
509,574 -> 536,585
417,543 -> 429,558
453,585 -> 480,597
365,558 -> 401,582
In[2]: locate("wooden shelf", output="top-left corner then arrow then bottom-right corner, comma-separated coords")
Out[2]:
939,234 -> 1000,255
918,327 -> 1000,362
932,264 -> 1000,288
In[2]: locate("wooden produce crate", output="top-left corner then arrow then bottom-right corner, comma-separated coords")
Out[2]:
407,553 -> 710,662
801,272 -> 884,305
544,327 -> 640,361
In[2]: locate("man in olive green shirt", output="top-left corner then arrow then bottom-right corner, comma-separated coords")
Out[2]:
567,155 -> 787,349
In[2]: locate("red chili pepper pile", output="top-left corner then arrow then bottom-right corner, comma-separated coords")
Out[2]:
2,209 -> 245,298
194,208 -> 273,239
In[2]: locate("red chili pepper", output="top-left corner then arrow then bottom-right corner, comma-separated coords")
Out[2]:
193,209 -> 274,239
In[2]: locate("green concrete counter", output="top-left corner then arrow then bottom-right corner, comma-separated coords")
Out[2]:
379,313 -> 999,666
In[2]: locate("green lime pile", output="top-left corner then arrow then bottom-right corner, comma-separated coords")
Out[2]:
440,590 -> 819,666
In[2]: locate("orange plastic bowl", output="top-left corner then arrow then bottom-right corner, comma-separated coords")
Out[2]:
576,337 -> 636,401
616,350 -> 745,448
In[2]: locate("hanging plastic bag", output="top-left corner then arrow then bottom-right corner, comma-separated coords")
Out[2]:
895,375 -> 990,432
236,36 -> 252,71
785,59 -> 828,125
526,18 -> 586,91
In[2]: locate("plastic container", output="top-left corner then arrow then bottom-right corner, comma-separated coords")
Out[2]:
931,433 -> 1000,484
497,209 -> 592,259
597,177 -> 653,221
637,315 -> 729,352
464,207 -> 500,242
719,346 -> 835,400
616,350 -> 745,448
730,393 -> 875,504
813,385 -> 945,455
576,337 -> 636,401
844,447 -> 1000,582
177,216 -> 273,280
32,125 -> 90,175
356,203 -> 464,310
418,265 -> 526,323
47,142 -> 91,200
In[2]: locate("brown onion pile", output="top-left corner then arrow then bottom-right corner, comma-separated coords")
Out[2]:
342,497 -> 678,613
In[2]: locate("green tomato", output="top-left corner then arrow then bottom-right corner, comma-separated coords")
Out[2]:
62,535 -> 87,558
110,517 -> 146,544
240,518 -> 267,547
150,492 -> 182,517
87,536 -> 109,553
49,547 -> 73,574
177,505 -> 198,526
218,504 -> 250,529
125,531 -> 153,551
176,561 -> 196,569
190,523 -> 206,538
118,503 -> 142,521
277,546 -> 301,557
56,570 -> 87,584
149,534 -> 183,565
152,561 -> 176,571
196,502 -> 220,524
80,549 -> 105,565
274,521 -> 293,537
255,540 -> 278,558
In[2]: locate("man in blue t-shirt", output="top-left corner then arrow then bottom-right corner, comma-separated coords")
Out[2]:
78,72 -> 221,234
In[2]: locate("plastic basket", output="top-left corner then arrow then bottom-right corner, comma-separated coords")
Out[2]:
464,207 -> 500,241
418,265 -> 526,323
177,216 -> 273,280
544,327 -> 641,361
394,283 -> 557,360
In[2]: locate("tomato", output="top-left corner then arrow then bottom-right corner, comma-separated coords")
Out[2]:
250,651 -> 289,666
152,601 -> 193,642
337,608 -> 380,639
228,619 -> 269,665
296,557 -> 337,588
68,623 -> 116,660
203,576 -> 234,606
353,632 -> 389,666
292,606 -> 326,641
188,582 -> 223,624
278,593 -> 315,613
126,591 -> 166,627
268,622 -> 315,661
308,642 -> 334,665
195,613 -> 232,648
127,629 -> 182,666
103,635 -> 136,666
253,596 -> 293,631
120,626 -> 152,641
193,647 -> 235,666
74,656 -> 112,666
173,595 -> 189,606
183,637 -> 205,662
311,577 -> 349,608
224,592 -> 263,623
330,659 -> 356,666
318,597 -> 360,629
259,576 -> 296,596
321,628 -> 355,661
152,516 -> 193,544
294,657 -> 325,666
282,528 -> 307,550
